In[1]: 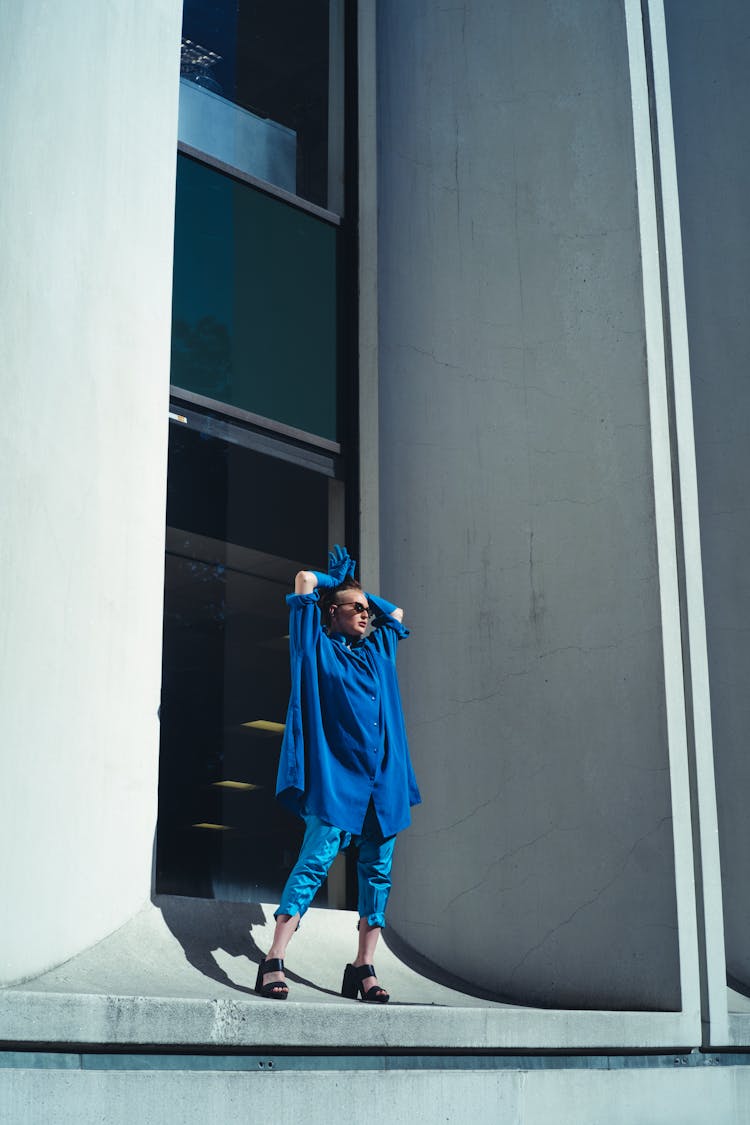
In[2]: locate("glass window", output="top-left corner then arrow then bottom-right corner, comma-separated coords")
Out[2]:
156,425 -> 339,902
179,0 -> 343,212
171,153 -> 339,443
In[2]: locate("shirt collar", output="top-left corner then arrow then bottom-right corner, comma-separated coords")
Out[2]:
329,630 -> 356,649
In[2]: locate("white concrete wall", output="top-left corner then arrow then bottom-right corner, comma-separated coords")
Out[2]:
664,0 -> 750,992
0,0 -> 182,984
377,0 -> 683,1008
3,1063 -> 750,1125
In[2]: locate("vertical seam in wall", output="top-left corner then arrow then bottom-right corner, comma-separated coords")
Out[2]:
644,0 -> 729,1047
357,0 -> 380,592
623,0 -> 701,1031
639,0 -> 705,1039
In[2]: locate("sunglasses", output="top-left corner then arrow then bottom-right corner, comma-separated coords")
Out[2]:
333,601 -> 371,615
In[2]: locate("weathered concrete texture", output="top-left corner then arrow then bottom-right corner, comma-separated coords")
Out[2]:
0,1 -> 182,985
376,0 -> 681,1008
3,1063 -> 750,1125
0,898 -> 696,1051
664,1 -> 750,992
728,986 -> 750,1045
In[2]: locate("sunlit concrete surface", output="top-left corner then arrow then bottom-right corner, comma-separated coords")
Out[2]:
0,898 -> 696,1051
0,0 -> 183,987
3,1059 -> 750,1125
3,897 -> 508,1008
726,988 -> 750,1047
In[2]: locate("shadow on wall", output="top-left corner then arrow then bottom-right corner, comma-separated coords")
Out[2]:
384,927 -> 518,1007
154,895 -> 339,998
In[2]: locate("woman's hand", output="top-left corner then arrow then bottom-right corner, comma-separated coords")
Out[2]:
327,544 -> 356,585
295,546 -> 356,594
299,552 -> 402,622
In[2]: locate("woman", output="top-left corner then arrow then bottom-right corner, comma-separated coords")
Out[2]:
255,545 -> 421,1002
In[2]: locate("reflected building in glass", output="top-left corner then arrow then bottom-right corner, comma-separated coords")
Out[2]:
159,0 -> 348,906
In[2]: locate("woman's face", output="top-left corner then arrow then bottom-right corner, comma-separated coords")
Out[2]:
330,594 -> 370,639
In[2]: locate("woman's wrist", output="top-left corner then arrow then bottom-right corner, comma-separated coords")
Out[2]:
309,570 -> 337,589
365,592 -> 400,617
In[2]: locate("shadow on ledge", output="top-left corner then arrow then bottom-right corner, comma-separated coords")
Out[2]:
155,894 -> 340,999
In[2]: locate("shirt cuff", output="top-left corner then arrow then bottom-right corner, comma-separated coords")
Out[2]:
286,590 -> 320,607
373,614 -> 409,639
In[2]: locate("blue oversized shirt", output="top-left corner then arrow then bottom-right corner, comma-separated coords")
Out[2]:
275,590 -> 421,837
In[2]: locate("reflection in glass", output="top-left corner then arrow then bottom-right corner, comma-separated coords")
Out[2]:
179,0 -> 341,211
171,153 -> 339,442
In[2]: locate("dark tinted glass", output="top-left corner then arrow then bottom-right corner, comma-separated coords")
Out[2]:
179,0 -> 340,211
156,426 -> 330,901
171,154 -> 339,442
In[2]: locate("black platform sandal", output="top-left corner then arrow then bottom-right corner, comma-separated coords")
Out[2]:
341,962 -> 389,1003
255,957 -> 289,1000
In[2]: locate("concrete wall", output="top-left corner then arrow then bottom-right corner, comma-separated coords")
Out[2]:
0,0 -> 182,984
665,1 -> 750,990
3,1062 -> 750,1125
377,0 -> 682,1008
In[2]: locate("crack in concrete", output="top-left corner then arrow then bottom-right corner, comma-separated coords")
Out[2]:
394,342 -> 528,390
411,709 -> 463,729
537,642 -> 619,660
557,224 -> 637,241
449,668 -> 535,706
506,815 -> 674,981
530,494 -> 608,507
410,786 -> 506,839
442,825 -> 574,912
621,764 -> 669,773
397,342 -> 465,372
409,760 -> 550,842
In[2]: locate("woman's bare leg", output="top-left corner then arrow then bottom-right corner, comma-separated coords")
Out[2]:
260,912 -> 299,992
352,920 -> 384,995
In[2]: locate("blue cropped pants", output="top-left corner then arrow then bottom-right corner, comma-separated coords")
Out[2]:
275,802 -> 396,928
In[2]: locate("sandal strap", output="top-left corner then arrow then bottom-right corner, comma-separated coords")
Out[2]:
261,957 -> 285,973
363,984 -> 388,1000
354,963 -> 376,980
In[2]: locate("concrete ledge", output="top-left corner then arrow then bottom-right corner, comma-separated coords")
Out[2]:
727,1012 -> 750,1049
0,988 -> 700,1052
4,1062 -> 750,1125
0,898 -> 700,1051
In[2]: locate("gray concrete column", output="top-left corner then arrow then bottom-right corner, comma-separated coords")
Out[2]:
377,0 -> 687,1008
665,0 -> 750,998
0,1 -> 182,984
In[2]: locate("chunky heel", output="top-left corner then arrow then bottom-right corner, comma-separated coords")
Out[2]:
341,962 -> 389,1003
341,963 -> 358,999
255,957 -> 289,999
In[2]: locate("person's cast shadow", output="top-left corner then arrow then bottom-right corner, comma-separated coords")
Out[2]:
155,894 -> 341,998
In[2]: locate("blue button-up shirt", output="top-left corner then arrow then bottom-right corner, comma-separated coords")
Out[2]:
276,590 -> 421,837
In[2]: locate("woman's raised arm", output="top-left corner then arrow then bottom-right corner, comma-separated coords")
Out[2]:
366,592 -> 404,623
295,546 -> 355,596
294,570 -> 318,595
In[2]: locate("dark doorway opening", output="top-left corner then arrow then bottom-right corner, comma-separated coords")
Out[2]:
156,422 -> 344,905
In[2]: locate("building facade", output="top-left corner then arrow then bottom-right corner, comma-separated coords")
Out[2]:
2,1 -> 750,1120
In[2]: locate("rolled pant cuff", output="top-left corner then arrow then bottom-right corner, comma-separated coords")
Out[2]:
360,912 -> 386,929
274,902 -> 304,922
